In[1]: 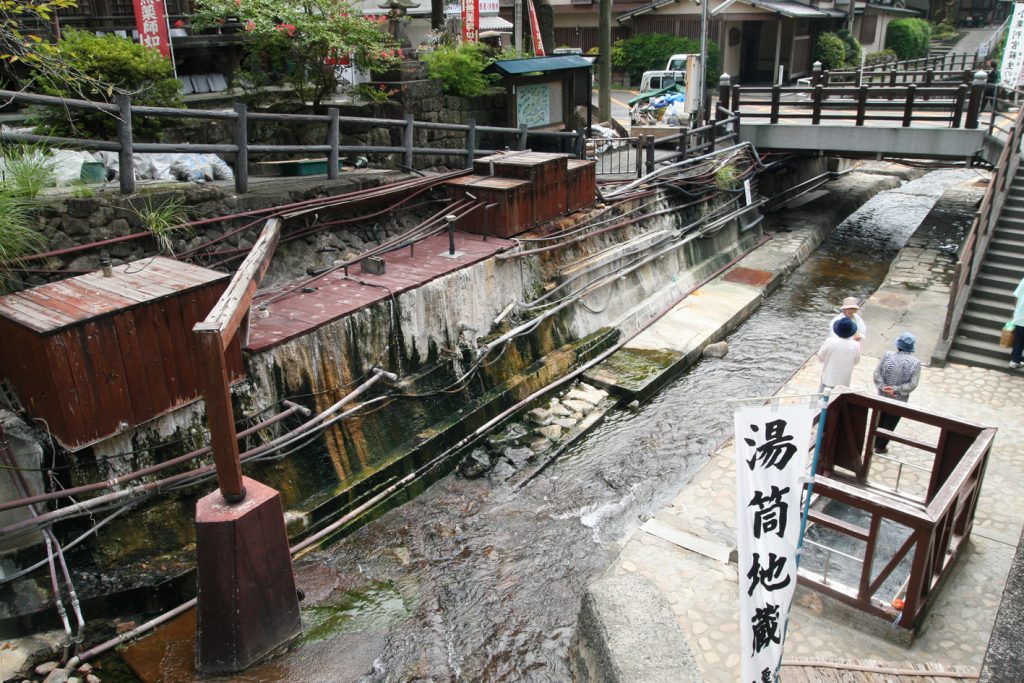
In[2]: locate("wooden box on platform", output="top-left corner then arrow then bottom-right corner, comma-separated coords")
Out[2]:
474,152 -> 568,224
566,159 -> 596,212
444,175 -> 533,238
0,257 -> 244,450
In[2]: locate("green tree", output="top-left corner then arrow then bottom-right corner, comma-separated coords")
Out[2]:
611,33 -> 720,89
28,30 -> 182,139
0,0 -> 96,90
813,32 -> 847,71
193,0 -> 400,109
835,28 -> 862,67
885,18 -> 931,60
422,43 -> 496,96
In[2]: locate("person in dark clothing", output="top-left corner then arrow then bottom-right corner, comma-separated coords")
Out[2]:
872,332 -> 922,454
984,60 -> 999,111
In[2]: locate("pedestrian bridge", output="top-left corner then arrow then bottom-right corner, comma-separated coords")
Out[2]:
718,64 -> 1013,166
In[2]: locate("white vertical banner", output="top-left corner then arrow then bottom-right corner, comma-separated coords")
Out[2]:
1000,2 -> 1024,88
735,402 -> 814,683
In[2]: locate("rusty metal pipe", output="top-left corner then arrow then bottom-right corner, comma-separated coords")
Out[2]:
0,404 -> 306,514
0,375 -> 394,538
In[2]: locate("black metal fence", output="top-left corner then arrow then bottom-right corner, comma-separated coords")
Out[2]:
0,89 -> 586,195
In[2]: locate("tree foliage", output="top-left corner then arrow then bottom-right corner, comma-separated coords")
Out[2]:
421,43 -> 496,96
610,33 -> 721,89
885,18 -> 932,60
813,32 -> 848,71
835,29 -> 862,67
28,30 -> 181,139
194,0 -> 400,109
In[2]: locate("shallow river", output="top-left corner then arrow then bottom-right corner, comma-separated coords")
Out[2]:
114,169 -> 978,682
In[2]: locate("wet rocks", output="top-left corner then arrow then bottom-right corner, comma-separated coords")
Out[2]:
34,663 -> 58,678
464,382 -> 611,481
702,341 -> 728,358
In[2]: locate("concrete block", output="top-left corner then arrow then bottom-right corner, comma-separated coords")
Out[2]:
575,574 -> 701,683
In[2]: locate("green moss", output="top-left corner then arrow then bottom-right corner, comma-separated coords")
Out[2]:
299,581 -> 409,643
602,348 -> 682,386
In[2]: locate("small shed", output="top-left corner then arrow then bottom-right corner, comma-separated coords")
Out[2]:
0,257 -> 244,450
484,55 -> 594,134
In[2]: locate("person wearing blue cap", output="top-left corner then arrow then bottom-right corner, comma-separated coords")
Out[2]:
817,316 -> 861,395
872,332 -> 922,454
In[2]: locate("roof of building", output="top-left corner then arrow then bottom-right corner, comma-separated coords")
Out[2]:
484,55 -> 593,75
740,0 -> 848,18
480,15 -> 514,30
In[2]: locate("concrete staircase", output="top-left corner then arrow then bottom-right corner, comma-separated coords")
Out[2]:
947,168 -> 1024,370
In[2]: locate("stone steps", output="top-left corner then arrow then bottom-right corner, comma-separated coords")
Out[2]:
948,164 -> 1023,370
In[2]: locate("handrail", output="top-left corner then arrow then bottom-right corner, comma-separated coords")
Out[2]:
936,90 -> 1024,359
0,88 -> 586,195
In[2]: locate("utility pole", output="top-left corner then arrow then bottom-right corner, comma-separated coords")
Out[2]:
698,0 -> 709,124
515,0 -> 523,53
598,0 -> 611,123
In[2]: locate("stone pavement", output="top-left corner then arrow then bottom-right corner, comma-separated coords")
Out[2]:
606,184 -> 1024,680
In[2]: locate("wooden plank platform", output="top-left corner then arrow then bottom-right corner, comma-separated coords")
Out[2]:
246,231 -> 514,353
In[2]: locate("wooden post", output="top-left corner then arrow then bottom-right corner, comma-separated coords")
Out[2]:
233,102 -> 248,194
856,84 -> 868,126
403,113 -> 414,169
327,107 -> 339,180
645,134 -> 655,175
965,70 -> 987,129
466,118 -> 477,169
962,68 -> 972,84
718,73 -> 732,111
902,84 -> 916,127
888,68 -> 897,100
730,84 -> 741,121
677,127 -> 688,160
812,84 -> 823,125
952,83 -> 967,128
811,61 -> 822,87
821,69 -> 830,101
574,127 -> 586,159
923,69 -> 933,101
116,93 -> 134,195
770,85 -> 780,124
193,218 -> 282,502
194,330 -> 245,500
518,123 -> 528,150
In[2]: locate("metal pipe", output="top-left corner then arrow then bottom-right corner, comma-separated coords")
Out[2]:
0,404 -> 306,514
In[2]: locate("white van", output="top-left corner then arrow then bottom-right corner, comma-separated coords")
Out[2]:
639,70 -> 684,93
665,53 -> 697,72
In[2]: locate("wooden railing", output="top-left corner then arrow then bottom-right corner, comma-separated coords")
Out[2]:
725,71 -> 987,129
802,391 -> 996,631
0,89 -> 585,195
935,89 -> 1024,360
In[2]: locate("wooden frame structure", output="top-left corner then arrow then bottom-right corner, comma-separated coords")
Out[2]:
800,391 -> 996,632
193,218 -> 280,501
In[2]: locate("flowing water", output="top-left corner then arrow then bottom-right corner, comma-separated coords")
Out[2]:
113,169 -> 979,682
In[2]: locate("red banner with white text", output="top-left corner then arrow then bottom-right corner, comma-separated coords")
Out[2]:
461,0 -> 480,43
133,0 -> 171,59
527,0 -> 544,56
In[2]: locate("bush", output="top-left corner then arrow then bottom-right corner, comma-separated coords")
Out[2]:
610,33 -> 720,90
813,32 -> 847,71
422,43 -> 497,97
1,143 -> 57,199
835,29 -> 863,67
28,30 -> 182,140
885,18 -> 931,60
931,21 -> 957,40
865,49 -> 897,67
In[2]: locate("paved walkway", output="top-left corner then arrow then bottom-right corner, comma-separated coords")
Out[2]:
606,181 -> 1024,679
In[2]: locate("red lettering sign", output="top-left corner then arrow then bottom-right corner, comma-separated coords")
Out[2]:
133,0 -> 172,59
461,0 -> 479,43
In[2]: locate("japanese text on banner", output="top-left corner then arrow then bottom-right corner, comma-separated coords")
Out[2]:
735,402 -> 814,683
1000,2 -> 1024,88
461,0 -> 479,43
133,0 -> 171,59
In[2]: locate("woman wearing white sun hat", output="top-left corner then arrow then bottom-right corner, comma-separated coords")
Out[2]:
829,296 -> 866,342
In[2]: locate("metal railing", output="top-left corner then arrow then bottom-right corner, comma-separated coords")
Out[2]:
802,391 -> 996,631
0,89 -> 585,195
587,137 -> 642,177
